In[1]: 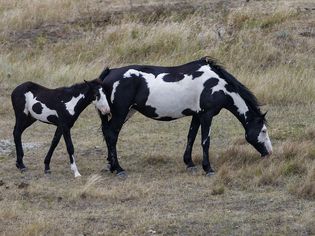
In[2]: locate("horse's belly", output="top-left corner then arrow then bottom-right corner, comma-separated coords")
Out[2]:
145,88 -> 201,119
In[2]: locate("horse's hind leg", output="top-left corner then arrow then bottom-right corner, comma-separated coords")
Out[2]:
44,126 -> 62,174
13,115 -> 36,171
183,115 -> 200,171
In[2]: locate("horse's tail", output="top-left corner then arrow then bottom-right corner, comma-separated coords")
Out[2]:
98,67 -> 110,81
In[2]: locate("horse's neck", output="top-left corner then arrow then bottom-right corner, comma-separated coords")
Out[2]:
225,96 -> 252,129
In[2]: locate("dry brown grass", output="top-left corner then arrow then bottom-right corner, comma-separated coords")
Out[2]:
1,0 -> 315,235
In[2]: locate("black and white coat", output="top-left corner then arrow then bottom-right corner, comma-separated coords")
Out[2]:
11,79 -> 110,177
99,57 -> 273,176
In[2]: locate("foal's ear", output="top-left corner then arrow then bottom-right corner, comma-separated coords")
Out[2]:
262,111 -> 268,118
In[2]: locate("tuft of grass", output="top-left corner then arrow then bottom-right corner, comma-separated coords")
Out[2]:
71,174 -> 102,199
216,145 -> 259,168
295,165 -> 315,200
211,185 -> 225,195
282,161 -> 306,177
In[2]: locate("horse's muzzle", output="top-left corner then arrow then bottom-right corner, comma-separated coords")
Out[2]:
261,150 -> 272,158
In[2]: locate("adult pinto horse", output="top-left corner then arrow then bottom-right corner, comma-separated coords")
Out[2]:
99,57 -> 272,177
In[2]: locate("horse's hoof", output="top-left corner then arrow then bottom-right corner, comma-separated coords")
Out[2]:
44,169 -> 51,174
19,167 -> 27,172
206,171 -> 215,177
116,171 -> 127,179
187,166 -> 197,173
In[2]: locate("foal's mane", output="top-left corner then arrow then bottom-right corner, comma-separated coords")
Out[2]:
64,79 -> 102,93
202,57 -> 265,121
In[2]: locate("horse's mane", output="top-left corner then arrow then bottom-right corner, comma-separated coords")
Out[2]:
202,57 -> 265,121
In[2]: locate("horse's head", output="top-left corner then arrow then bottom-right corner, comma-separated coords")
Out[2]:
245,113 -> 272,157
84,79 -> 110,115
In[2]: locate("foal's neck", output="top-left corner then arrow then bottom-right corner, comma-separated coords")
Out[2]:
67,83 -> 94,112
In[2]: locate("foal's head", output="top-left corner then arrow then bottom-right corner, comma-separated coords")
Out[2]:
84,79 -> 110,115
245,113 -> 272,157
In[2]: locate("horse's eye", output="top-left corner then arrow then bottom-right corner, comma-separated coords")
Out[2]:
262,130 -> 267,134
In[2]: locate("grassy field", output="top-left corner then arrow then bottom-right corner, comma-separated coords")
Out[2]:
0,0 -> 314,235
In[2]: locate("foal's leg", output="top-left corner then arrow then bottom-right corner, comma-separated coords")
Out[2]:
183,115 -> 200,170
44,126 -> 62,174
199,113 -> 215,176
13,115 -> 36,171
61,126 -> 81,177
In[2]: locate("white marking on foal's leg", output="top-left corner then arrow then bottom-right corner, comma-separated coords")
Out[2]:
70,155 -> 81,178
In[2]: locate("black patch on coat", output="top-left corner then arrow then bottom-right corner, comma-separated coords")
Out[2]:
47,115 -> 58,124
191,71 -> 204,79
224,83 -> 235,93
135,105 -> 159,118
182,109 -> 195,116
199,78 -> 223,109
204,78 -> 219,90
162,73 -> 185,82
32,102 -> 43,114
156,116 -> 176,121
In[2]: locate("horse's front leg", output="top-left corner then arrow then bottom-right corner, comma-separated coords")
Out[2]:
183,115 -> 200,171
61,126 -> 81,178
199,113 -> 215,176
101,113 -> 127,177
44,126 -> 62,174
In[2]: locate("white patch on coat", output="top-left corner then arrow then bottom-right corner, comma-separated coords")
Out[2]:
24,91 -> 58,123
64,94 -> 85,115
257,125 -> 273,154
124,66 -> 213,119
211,77 -> 248,119
93,88 -> 110,115
111,81 -> 120,103
123,65 -> 249,119
70,155 -> 81,178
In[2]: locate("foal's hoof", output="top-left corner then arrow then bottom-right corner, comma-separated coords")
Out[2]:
116,171 -> 128,179
16,163 -> 27,172
44,169 -> 51,175
187,166 -> 198,174
206,171 -> 215,177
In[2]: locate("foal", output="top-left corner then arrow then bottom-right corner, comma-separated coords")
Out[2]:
11,79 -> 110,177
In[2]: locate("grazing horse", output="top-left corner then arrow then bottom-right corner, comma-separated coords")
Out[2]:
99,57 -> 272,177
11,79 -> 110,177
